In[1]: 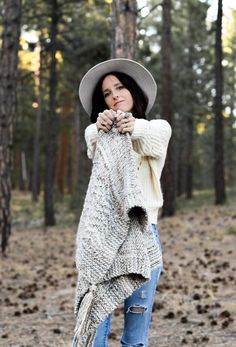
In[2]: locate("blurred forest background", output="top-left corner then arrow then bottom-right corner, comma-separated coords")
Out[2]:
0,0 -> 236,251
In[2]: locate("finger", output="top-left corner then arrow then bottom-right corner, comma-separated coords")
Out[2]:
99,113 -> 113,126
101,119 -> 112,130
117,114 -> 135,130
98,111 -> 110,121
116,115 -> 125,123
97,115 -> 112,131
119,118 -> 135,130
121,125 -> 134,134
117,111 -> 133,122
104,109 -> 115,122
117,122 -> 129,132
100,124 -> 111,132
115,110 -> 125,122
116,118 -> 129,128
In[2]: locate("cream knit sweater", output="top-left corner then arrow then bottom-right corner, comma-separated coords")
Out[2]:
85,119 -> 172,224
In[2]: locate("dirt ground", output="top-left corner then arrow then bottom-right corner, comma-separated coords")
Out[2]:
0,201 -> 236,347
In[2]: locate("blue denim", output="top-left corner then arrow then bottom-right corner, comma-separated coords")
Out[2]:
92,224 -> 162,347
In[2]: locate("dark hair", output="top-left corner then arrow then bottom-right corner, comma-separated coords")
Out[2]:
90,71 -> 148,123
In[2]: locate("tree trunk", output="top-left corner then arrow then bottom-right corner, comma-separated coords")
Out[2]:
56,132 -> 67,194
185,116 -> 193,199
214,0 -> 226,204
44,0 -> 59,225
68,101 -> 80,196
56,91 -> 71,194
32,36 -> 44,202
0,0 -> 21,253
111,0 -> 137,59
227,56 -> 236,186
185,8 -> 194,200
176,136 -> 184,197
160,0 -> 175,217
20,151 -> 28,190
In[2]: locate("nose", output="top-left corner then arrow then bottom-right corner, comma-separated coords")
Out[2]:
112,93 -> 119,100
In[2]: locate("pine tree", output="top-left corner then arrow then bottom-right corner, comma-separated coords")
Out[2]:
161,0 -> 175,216
0,0 -> 22,253
111,0 -> 137,58
214,0 -> 226,204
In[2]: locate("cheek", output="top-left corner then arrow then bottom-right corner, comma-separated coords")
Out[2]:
104,96 -> 112,107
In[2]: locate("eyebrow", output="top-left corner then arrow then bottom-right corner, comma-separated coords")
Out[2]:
103,82 -> 122,93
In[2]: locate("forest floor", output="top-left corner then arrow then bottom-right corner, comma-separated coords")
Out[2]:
0,190 -> 236,347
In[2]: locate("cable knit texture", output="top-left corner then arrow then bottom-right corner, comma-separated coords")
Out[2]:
72,127 -> 163,347
85,119 -> 172,224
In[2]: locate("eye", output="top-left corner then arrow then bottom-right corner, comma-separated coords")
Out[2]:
117,85 -> 124,90
104,91 -> 111,98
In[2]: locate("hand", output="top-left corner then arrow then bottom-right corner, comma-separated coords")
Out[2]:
96,109 -> 116,132
116,110 -> 135,134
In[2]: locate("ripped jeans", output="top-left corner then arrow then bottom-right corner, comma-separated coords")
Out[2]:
92,224 -> 162,347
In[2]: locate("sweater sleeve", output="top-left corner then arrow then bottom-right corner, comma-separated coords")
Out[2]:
131,119 -> 172,158
84,123 -> 98,160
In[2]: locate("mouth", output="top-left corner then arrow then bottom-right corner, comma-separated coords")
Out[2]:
114,100 -> 124,107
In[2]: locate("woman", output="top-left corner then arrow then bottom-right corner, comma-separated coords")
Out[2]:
73,58 -> 172,347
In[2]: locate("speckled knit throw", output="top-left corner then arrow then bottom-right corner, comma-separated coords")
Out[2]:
72,127 -> 163,347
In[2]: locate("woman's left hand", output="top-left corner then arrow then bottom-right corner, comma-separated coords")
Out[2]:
115,110 -> 135,134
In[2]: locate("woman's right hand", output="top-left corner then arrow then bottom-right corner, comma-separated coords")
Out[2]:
96,109 -> 116,132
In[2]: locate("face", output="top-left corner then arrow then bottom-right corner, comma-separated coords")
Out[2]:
101,75 -> 134,112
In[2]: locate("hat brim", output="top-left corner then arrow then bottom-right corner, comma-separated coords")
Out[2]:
79,58 -> 157,116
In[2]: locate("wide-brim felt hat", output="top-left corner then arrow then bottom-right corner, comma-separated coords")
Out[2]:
79,58 -> 157,116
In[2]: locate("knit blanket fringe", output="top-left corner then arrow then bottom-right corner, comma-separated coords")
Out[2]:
72,285 -> 97,347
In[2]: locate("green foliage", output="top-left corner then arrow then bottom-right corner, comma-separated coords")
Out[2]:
11,190 -> 76,229
13,0 -> 111,191
5,0 -> 235,215
137,0 -> 236,193
227,225 -> 236,234
176,185 -> 236,210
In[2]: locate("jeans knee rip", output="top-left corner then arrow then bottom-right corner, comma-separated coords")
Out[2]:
126,304 -> 147,314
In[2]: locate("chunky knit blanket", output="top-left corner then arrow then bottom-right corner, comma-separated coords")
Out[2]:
72,126 -> 162,347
